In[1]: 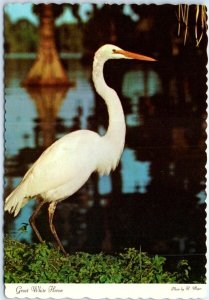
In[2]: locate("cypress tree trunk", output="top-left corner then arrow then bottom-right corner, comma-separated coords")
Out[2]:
23,4 -> 70,86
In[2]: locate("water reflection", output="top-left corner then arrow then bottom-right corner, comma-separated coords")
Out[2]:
121,148 -> 151,193
4,56 -> 206,279
26,86 -> 69,147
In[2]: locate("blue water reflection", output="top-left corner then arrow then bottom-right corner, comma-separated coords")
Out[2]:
122,70 -> 162,98
121,148 -> 151,194
122,70 -> 161,126
5,87 -> 36,155
60,75 -> 95,129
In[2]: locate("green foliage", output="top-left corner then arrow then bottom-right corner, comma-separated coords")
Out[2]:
4,237 -> 195,283
4,12 -> 83,54
4,15 -> 39,53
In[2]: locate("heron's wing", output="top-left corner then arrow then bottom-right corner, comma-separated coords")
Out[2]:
22,130 -> 100,198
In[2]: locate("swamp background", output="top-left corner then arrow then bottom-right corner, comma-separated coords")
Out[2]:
4,3 -> 207,282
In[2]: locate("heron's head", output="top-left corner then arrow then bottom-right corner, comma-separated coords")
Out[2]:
96,44 -> 156,62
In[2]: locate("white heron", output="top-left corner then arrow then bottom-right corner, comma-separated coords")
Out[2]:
5,44 -> 155,254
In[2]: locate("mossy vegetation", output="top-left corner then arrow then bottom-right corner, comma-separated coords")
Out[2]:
4,237 -> 195,283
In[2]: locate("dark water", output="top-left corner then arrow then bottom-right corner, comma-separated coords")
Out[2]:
4,55 -> 206,280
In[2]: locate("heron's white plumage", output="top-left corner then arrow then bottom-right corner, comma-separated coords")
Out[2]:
5,129 -> 120,215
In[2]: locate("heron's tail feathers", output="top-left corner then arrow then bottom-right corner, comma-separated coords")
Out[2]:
5,183 -> 29,217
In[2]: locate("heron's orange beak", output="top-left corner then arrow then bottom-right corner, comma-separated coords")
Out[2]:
115,49 -> 156,61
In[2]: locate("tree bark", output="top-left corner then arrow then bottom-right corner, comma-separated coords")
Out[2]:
23,4 -> 71,86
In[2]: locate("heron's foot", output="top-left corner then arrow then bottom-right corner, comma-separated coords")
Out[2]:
39,238 -> 46,244
58,244 -> 68,256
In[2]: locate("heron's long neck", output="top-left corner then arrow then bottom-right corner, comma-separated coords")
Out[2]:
92,56 -> 126,147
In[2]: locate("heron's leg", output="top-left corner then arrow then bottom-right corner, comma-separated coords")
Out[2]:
29,200 -> 45,243
48,202 -> 67,255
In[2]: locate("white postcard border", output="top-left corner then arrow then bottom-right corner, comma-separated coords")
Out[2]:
1,0 -> 208,300
4,283 -> 208,299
